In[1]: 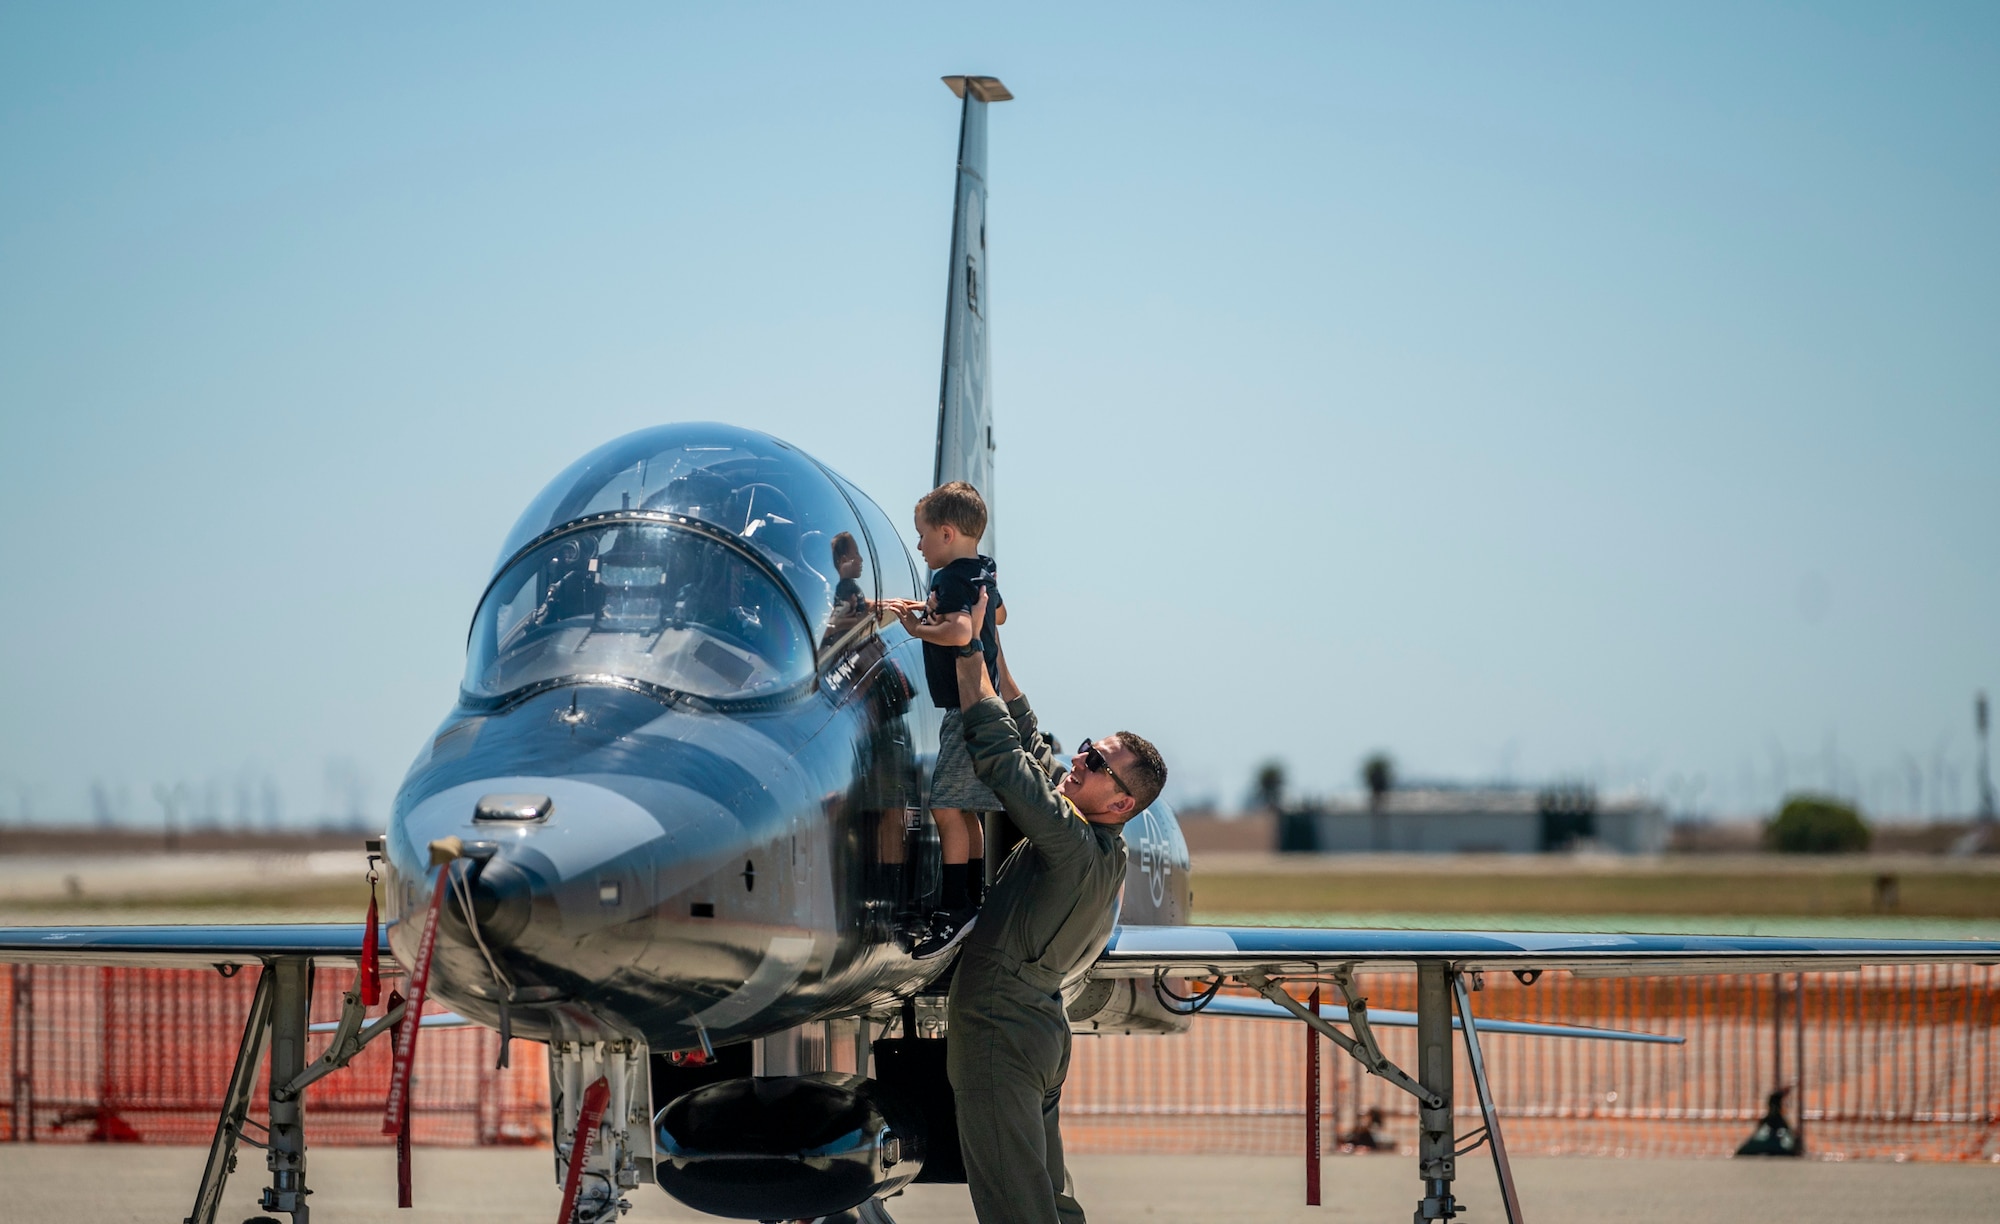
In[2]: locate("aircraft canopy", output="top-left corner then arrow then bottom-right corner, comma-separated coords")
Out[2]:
464,521 -> 813,703
494,423 -> 886,645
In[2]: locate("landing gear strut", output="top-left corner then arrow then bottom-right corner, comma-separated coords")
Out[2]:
1413,962 -> 1457,1222
185,957 -> 406,1224
1246,959 -> 1524,1224
547,1038 -> 654,1224
260,958 -> 313,1224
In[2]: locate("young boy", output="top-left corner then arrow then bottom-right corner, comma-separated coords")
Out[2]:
885,481 -> 1003,960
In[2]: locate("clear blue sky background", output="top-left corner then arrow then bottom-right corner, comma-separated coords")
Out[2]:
2,3 -> 1994,828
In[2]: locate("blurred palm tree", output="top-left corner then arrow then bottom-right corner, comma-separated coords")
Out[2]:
1362,753 -> 1396,810
1253,760 -> 1286,813
1362,753 -> 1395,853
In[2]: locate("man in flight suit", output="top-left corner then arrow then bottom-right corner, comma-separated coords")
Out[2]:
944,587 -> 1168,1224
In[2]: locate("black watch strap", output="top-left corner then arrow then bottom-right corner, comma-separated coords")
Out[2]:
955,639 -> 984,658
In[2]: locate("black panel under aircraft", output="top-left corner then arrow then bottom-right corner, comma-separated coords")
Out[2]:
871,1035 -> 964,1184
653,1071 -> 927,1218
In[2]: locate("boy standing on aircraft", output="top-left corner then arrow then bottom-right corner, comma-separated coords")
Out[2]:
884,481 -> 1003,960
947,585 -> 1167,1224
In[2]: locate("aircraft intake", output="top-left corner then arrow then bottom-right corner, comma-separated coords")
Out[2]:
652,1073 -> 925,1219
459,851 -> 534,947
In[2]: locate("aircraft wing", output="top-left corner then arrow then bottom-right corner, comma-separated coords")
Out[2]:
1094,924 -> 2000,979
0,924 -> 372,969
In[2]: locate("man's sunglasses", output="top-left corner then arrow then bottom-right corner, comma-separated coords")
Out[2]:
1076,738 -> 1131,796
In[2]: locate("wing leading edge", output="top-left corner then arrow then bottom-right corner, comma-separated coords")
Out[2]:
0,924 -> 374,969
1096,924 -> 2000,979
1196,994 -> 1683,1044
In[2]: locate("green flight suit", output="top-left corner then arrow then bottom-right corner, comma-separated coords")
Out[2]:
947,694 -> 1129,1224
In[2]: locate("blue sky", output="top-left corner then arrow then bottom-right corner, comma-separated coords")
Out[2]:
2,4 -> 1995,827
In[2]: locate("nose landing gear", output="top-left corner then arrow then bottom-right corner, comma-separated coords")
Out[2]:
548,1038 -> 654,1224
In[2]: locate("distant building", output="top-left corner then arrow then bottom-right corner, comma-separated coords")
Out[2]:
1294,784 -> 1667,855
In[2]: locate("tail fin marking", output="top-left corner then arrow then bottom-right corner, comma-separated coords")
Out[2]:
933,76 -> 1011,549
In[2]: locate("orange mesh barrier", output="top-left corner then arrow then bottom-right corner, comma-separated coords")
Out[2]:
3,964 -> 1995,1160
1,965 -> 547,1145
1063,965 -> 2000,1162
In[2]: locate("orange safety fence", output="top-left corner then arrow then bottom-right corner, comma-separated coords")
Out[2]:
3,964 -> 1996,1161
2,965 -> 547,1146
1064,965 -> 2000,1162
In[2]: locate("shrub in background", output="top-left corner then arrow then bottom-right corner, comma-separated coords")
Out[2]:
1765,794 -> 1872,854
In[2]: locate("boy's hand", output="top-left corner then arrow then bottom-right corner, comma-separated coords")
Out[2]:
889,601 -> 929,633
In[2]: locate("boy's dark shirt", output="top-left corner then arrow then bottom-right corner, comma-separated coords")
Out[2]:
920,554 -> 1002,709
833,576 -> 864,613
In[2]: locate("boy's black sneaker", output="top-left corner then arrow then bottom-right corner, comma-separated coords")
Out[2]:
911,908 -> 978,962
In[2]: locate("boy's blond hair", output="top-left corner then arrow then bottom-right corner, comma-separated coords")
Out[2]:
915,481 -> 988,541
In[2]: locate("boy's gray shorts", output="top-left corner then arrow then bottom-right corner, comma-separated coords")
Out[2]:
931,708 -> 1002,811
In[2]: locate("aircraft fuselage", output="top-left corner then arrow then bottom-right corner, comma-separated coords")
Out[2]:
380,423 -> 1190,1056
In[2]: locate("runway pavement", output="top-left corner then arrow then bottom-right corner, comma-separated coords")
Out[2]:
4,1147 -> 1993,1223
0,849 -> 365,903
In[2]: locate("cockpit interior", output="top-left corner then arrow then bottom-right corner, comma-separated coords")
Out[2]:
465,522 -> 812,701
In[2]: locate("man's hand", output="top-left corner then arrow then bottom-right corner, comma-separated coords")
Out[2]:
956,586 -> 997,711
967,586 -> 989,638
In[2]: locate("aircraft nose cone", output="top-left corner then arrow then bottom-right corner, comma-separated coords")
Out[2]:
401,774 -> 672,958
463,853 -> 533,947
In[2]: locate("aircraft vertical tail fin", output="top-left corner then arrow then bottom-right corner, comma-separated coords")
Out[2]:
934,76 -> 1011,548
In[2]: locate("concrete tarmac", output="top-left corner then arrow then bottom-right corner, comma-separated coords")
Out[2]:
5,1148 -> 1993,1223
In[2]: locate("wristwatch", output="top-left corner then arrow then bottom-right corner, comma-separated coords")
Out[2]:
955,639 -> 984,658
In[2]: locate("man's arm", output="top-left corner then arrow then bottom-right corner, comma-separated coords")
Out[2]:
956,592 -> 1093,868
994,643 -> 1061,779
994,643 -> 1022,702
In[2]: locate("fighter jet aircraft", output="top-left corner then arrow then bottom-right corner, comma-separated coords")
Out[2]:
4,75 -> 1998,1224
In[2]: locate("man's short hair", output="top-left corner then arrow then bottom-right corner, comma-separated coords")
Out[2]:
915,481 -> 988,541
1112,731 -> 1168,816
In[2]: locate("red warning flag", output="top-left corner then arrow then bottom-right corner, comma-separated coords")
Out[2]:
556,1077 -> 612,1224
386,988 -> 413,1208
381,861 -> 450,1136
360,880 -> 382,1007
